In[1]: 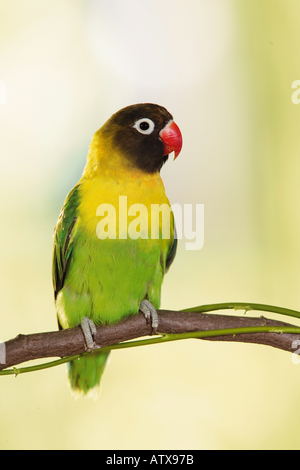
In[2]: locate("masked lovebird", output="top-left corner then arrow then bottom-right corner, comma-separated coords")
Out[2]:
52,103 -> 183,396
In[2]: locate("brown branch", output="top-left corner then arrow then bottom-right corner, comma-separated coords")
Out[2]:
1,310 -> 300,371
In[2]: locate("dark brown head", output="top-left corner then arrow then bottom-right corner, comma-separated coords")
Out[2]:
101,103 -> 182,173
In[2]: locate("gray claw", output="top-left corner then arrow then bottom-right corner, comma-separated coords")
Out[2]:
81,317 -> 100,352
140,300 -> 159,334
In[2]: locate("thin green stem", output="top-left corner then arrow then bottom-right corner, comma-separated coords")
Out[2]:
181,302 -> 300,320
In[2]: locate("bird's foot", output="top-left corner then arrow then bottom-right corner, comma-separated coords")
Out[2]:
139,300 -> 159,334
80,317 -> 100,352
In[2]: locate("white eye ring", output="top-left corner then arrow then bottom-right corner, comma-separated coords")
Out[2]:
133,118 -> 155,135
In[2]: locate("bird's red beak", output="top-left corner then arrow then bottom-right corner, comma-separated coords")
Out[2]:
159,120 -> 183,160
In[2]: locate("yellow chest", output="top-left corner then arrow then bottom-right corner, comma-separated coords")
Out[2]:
78,171 -> 171,239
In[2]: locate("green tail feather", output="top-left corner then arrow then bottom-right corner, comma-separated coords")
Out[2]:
68,351 -> 110,396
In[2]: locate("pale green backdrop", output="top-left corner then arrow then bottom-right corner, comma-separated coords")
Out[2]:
1,0 -> 300,450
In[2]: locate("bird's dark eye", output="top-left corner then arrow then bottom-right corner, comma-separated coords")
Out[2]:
140,121 -> 150,131
133,118 -> 155,135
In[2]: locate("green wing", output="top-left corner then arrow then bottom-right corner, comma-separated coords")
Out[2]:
52,184 -> 80,301
165,214 -> 177,272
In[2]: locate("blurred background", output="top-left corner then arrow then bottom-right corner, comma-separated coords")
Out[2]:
1,0 -> 300,450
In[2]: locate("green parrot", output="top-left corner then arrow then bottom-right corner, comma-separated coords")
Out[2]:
52,103 -> 183,396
